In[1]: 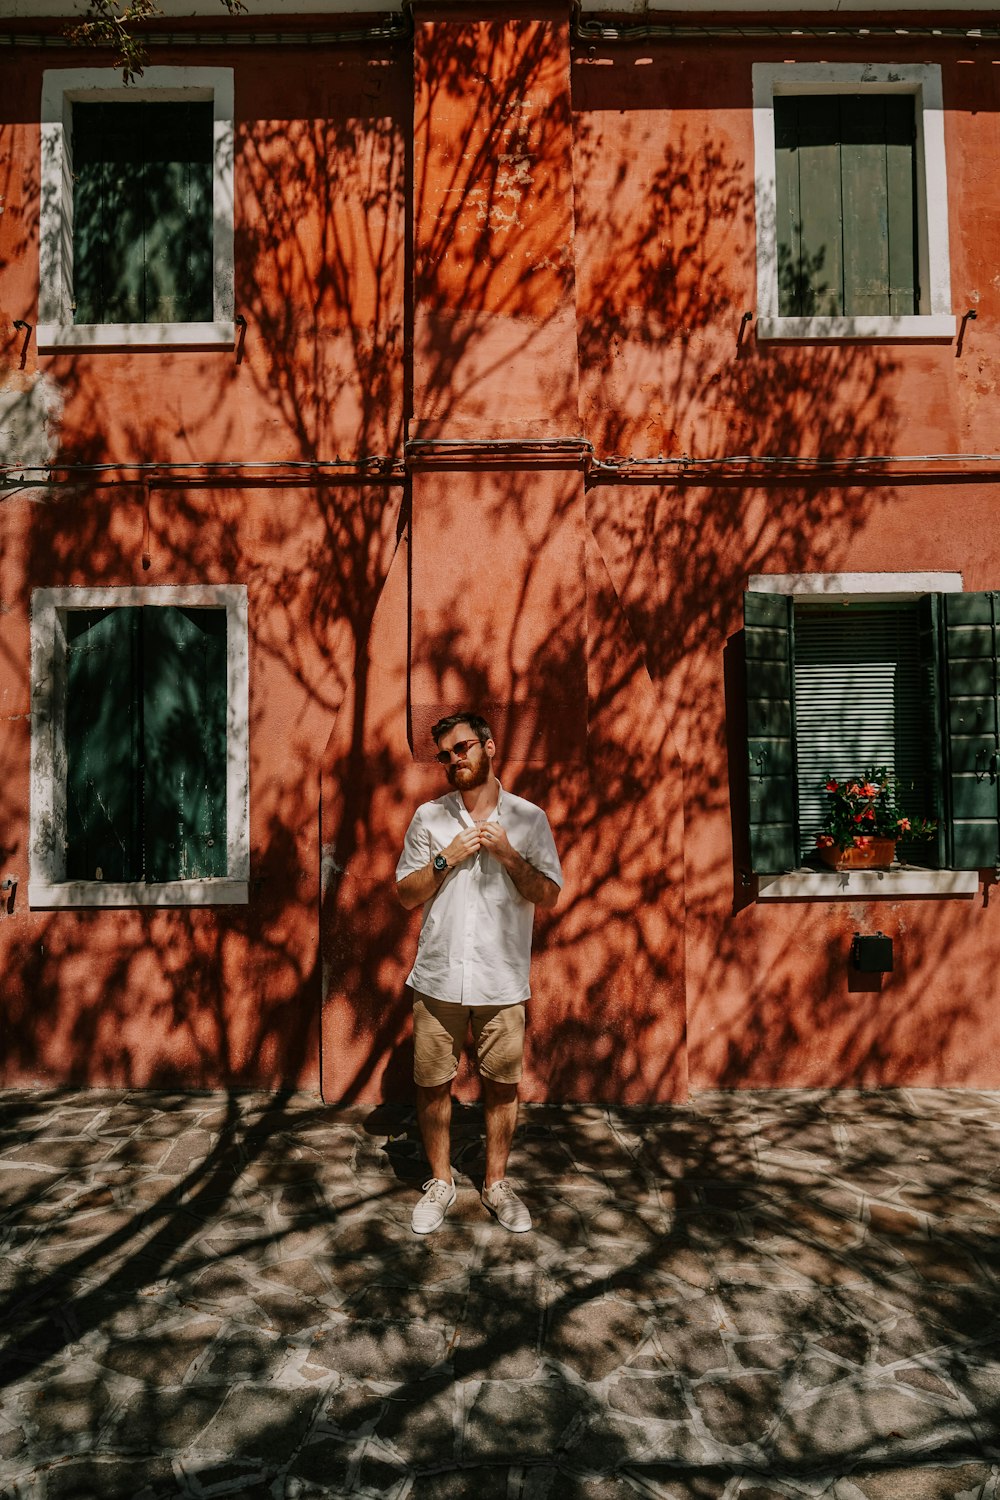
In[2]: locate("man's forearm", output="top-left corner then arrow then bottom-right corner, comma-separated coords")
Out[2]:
505,850 -> 560,909
396,860 -> 445,911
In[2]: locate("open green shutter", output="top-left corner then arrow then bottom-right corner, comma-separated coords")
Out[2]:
745,591 -> 798,873
943,591 -> 1000,869
916,593 -> 946,868
65,608 -> 142,881
142,607 -> 227,882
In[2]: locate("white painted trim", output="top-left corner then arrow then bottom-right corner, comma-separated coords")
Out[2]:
28,880 -> 250,908
749,571 -> 963,600
38,67 -> 234,352
29,583 -> 250,909
756,315 -> 956,342
758,868 -> 979,899
36,322 -> 236,350
752,63 -> 953,343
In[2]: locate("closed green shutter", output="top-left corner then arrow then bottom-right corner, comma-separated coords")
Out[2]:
776,96 -> 844,317
143,607 -> 228,882
943,591 -> 1000,869
142,103 -> 213,323
793,601 -> 932,861
65,608 -> 143,881
775,95 -> 917,318
745,591 -> 798,873
72,102 -> 213,325
73,103 -> 146,324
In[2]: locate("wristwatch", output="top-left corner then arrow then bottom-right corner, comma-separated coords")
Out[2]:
433,853 -> 448,873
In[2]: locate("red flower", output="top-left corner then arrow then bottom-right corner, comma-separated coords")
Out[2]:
846,782 -> 861,796
853,813 -> 866,823
863,807 -> 876,821
816,834 -> 835,848
853,836 -> 872,848
860,782 -> 880,797
897,817 -> 911,832
825,780 -> 839,793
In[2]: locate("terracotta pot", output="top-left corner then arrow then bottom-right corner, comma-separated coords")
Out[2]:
816,838 -> 897,871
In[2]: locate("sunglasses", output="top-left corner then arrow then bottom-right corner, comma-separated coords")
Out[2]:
436,738 -> 480,765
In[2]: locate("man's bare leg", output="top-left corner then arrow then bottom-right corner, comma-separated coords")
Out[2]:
416,1081 -> 453,1182
483,1078 -> 518,1188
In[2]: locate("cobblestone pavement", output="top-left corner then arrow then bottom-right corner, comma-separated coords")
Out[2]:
2,1089 -> 1000,1499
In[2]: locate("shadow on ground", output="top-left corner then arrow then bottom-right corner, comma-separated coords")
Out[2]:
1,1088 -> 999,1498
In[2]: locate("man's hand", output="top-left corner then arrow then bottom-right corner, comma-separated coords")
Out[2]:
440,826 -> 483,868
480,823 -> 560,910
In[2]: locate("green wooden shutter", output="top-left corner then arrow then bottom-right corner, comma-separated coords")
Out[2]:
142,102 -> 213,323
943,591 -> 1000,869
65,608 -> 143,881
73,103 -> 146,324
883,97 -> 919,316
917,593 -> 946,869
142,606 -> 228,882
776,96 -> 844,317
72,101 -> 213,325
794,601 -> 935,862
775,95 -> 917,319
745,591 -> 798,873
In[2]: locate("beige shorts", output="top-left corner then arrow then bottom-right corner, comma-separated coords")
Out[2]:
412,993 -> 525,1087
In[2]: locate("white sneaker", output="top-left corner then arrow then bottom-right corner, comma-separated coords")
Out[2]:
481,1179 -> 532,1233
411,1177 -> 457,1234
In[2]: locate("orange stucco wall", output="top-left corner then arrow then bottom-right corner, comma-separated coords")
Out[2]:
4,9 -> 1000,1096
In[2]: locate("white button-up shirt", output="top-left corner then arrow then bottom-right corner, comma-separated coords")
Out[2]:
396,784 -> 563,1007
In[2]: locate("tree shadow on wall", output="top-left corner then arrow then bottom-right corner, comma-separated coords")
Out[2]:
324,26 -> 960,1105
3,35 -> 416,1089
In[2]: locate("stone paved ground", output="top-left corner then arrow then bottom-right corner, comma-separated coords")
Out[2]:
2,1089 -> 1000,1499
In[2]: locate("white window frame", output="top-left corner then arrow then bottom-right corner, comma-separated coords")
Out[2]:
38,67 -> 235,351
748,570 -> 978,899
752,63 -> 956,342
29,584 -> 250,908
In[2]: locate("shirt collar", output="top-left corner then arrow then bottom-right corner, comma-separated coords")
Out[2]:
452,780 -> 504,826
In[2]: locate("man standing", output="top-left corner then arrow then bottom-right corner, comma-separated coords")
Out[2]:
396,712 -> 562,1235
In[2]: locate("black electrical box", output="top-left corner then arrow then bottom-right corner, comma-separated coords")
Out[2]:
851,933 -> 894,973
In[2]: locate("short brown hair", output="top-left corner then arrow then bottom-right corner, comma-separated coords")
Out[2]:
431,711 -> 493,746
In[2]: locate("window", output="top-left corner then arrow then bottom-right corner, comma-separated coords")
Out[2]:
38,68 -> 234,350
30,585 -> 249,908
752,64 -> 955,341
743,573 -> 994,897
792,599 -> 931,858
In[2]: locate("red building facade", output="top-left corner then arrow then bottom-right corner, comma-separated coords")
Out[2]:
3,0 -> 1000,1100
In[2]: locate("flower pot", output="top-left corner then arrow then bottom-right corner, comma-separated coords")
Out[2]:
816,838 -> 897,871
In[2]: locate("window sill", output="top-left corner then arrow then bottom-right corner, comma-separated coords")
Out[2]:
757,868 -> 979,901
755,314 -> 957,343
36,321 -> 236,352
28,879 -> 249,908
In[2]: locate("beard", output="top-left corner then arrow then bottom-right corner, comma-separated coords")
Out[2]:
447,753 -> 490,791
